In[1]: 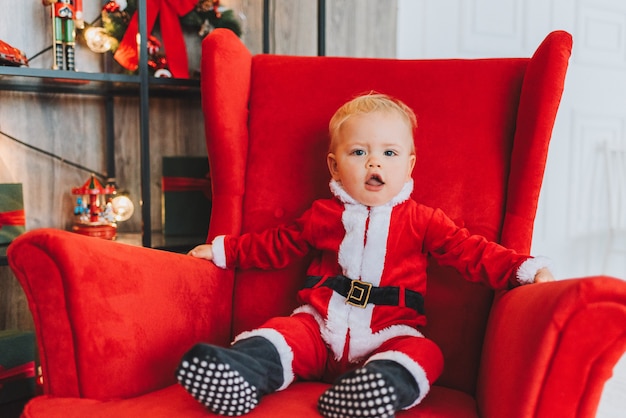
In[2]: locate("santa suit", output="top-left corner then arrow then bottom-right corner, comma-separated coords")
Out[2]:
211,180 -> 541,408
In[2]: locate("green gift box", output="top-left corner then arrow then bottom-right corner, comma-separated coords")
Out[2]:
161,157 -> 212,237
0,330 -> 37,405
0,184 -> 25,246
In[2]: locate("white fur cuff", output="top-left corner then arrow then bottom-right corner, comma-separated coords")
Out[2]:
516,256 -> 552,285
211,235 -> 227,269
366,350 -> 430,409
233,329 -> 295,391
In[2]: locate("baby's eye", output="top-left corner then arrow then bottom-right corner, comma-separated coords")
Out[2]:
351,149 -> 366,156
384,150 -> 397,156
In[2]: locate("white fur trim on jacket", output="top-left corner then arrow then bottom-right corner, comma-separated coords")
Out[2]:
516,256 -> 553,285
211,235 -> 227,269
323,179 -> 422,361
293,303 -> 423,363
361,204 -> 392,285
367,351 -> 430,409
233,328 -> 295,391
337,203 -> 369,281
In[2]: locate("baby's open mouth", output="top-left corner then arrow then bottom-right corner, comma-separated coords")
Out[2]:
366,174 -> 385,187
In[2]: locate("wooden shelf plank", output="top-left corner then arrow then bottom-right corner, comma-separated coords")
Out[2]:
0,67 -> 200,98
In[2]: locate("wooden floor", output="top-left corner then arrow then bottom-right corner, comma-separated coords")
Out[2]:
597,354 -> 626,417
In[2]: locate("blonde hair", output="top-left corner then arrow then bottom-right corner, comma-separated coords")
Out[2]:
328,92 -> 417,153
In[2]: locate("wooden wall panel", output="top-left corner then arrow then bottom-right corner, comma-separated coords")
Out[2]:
110,96 -> 205,233
0,268 -> 33,331
230,0 -> 397,57
326,0 -> 397,57
0,0 -> 396,330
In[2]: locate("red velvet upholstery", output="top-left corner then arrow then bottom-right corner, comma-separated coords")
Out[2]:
8,29 -> 626,417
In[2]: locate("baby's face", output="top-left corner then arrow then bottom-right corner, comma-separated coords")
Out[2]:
327,111 -> 416,207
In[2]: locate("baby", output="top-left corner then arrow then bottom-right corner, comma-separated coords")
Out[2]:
177,92 -> 553,418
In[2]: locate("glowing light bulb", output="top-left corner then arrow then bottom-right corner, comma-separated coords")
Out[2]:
111,195 -> 134,222
84,27 -> 113,53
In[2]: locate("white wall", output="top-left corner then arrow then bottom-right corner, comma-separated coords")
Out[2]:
396,2 -> 626,417
397,0 -> 626,280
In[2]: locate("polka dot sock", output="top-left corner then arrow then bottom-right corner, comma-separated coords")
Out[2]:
317,360 -> 420,418
318,368 -> 397,418
176,339 -> 284,416
177,350 -> 259,416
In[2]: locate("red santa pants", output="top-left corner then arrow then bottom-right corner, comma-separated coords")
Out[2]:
249,312 -> 444,395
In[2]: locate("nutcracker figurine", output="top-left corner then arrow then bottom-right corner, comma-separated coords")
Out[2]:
42,0 -> 84,71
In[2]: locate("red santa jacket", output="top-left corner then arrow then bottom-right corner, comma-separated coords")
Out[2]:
213,180 -> 534,361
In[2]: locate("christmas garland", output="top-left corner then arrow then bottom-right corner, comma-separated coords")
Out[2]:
87,0 -> 242,78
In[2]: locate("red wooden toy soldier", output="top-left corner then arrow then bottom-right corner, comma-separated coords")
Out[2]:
42,0 -> 84,71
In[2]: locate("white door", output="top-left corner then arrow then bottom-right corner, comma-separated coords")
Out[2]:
397,0 -> 626,279
396,1 -> 626,416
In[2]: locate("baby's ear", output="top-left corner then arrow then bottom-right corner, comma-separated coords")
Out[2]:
327,153 -> 340,180
406,154 -> 416,180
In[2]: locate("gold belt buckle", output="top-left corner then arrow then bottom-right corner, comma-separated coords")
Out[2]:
346,280 -> 373,308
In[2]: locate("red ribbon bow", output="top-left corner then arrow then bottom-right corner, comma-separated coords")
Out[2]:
0,362 -> 36,390
113,0 -> 197,78
162,176 -> 212,200
0,209 -> 25,230
103,1 -> 120,13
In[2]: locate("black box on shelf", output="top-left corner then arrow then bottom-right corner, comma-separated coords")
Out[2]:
161,157 -> 212,237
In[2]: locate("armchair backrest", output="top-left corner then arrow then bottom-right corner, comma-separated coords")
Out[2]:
200,29 -> 572,396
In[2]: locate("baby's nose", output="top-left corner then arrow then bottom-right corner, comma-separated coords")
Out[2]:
367,156 -> 382,168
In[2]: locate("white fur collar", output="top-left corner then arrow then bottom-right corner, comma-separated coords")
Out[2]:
329,179 -> 414,208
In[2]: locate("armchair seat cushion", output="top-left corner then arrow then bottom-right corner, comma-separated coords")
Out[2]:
20,384 -> 478,418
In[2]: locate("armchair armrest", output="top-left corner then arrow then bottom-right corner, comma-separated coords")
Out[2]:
8,229 -> 234,401
477,276 -> 626,418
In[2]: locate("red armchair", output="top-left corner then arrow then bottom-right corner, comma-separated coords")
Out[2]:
8,29 -> 626,418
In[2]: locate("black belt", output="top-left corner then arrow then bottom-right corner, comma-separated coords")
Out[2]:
304,275 -> 424,314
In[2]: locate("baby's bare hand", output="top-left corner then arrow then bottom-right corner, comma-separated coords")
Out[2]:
188,244 -> 214,260
534,267 -> 555,283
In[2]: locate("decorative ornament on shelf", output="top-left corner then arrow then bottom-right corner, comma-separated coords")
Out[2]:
71,174 -> 134,240
42,0 -> 85,71
0,40 -> 29,67
82,0 -> 242,78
